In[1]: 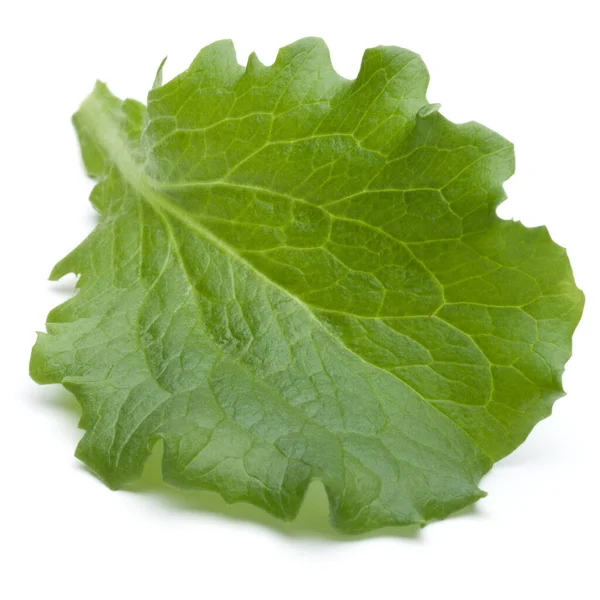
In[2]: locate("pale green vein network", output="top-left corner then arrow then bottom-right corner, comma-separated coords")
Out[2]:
30,38 -> 583,533
77,88 -> 488,441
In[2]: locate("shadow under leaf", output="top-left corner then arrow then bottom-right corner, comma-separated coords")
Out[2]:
35,386 -> 480,541
125,440 -> 423,541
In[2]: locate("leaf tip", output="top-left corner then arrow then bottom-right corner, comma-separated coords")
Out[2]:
153,56 -> 168,89
190,39 -> 241,72
275,37 -> 333,71
246,51 -> 264,73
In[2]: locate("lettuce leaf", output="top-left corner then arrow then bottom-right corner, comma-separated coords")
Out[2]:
30,39 -> 583,533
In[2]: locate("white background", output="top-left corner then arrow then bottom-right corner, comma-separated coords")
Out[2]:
1,1 -> 599,598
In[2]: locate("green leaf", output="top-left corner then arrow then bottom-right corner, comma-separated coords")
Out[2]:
30,38 -> 583,533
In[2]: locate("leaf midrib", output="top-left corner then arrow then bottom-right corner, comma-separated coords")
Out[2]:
79,91 -> 493,462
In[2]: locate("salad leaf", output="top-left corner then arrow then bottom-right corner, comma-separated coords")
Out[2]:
30,39 -> 583,533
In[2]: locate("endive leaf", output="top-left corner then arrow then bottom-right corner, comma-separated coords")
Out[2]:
31,39 -> 583,533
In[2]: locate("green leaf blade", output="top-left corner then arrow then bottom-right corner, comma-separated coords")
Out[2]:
31,39 -> 583,533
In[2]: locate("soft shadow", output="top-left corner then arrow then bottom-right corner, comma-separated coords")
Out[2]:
36,386 -> 481,541
48,276 -> 79,295
48,386 -> 82,414
447,500 -> 480,520
125,440 -> 422,542
34,384 -> 83,428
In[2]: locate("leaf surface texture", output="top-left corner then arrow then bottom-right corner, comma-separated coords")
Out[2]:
31,39 -> 583,532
